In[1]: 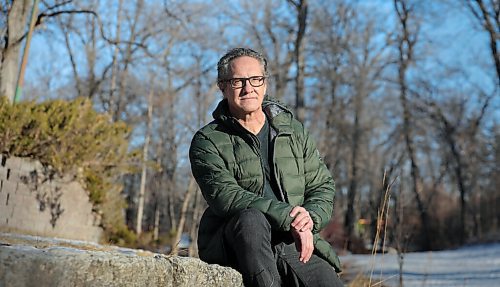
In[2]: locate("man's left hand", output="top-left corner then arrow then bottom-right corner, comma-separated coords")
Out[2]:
290,206 -> 313,232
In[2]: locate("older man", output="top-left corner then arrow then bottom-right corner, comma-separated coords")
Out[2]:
189,47 -> 342,287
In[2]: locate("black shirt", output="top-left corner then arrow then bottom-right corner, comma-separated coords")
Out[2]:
256,118 -> 280,201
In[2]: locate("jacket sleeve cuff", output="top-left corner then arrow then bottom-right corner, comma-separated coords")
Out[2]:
308,210 -> 322,234
281,207 -> 295,231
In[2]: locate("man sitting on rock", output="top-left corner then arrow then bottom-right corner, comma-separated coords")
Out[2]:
189,47 -> 343,287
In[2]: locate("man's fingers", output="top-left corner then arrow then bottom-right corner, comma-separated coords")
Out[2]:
292,228 -> 314,263
298,230 -> 314,263
290,207 -> 311,230
305,238 -> 313,262
289,206 -> 306,217
303,239 -> 313,263
300,220 -> 314,232
300,244 -> 312,263
293,216 -> 310,231
293,217 -> 312,231
300,244 -> 308,262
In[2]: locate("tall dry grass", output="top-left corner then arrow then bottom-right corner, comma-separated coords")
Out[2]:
346,171 -> 398,287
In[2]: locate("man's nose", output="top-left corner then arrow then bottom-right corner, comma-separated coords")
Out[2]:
242,79 -> 253,92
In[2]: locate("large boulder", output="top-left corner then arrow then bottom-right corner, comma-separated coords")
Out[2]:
0,156 -> 103,242
0,233 -> 243,287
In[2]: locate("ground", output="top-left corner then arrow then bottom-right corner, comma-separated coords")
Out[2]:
340,242 -> 500,286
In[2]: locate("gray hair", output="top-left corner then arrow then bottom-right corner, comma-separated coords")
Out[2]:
217,47 -> 269,82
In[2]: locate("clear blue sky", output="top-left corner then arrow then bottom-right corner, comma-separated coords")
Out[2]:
23,0 -> 498,122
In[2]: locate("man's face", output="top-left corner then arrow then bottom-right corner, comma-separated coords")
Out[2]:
220,56 -> 267,117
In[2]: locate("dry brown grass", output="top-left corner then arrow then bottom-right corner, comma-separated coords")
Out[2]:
346,273 -> 391,287
342,171 -> 398,287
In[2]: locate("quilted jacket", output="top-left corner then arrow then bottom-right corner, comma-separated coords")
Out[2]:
189,97 -> 341,272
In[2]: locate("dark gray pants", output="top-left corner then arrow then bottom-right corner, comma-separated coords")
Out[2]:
223,208 -> 344,287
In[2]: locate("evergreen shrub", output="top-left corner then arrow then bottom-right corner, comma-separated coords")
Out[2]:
0,96 -> 136,244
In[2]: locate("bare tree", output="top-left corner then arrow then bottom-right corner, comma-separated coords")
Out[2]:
0,0 -> 116,102
308,1 -> 391,251
108,0 -> 124,116
287,0 -> 308,122
0,0 -> 32,102
344,16 -> 390,250
136,74 -> 155,235
113,0 -> 144,121
171,178 -> 196,256
187,52 -> 212,256
308,0 -> 354,197
415,87 -> 494,244
220,0 -> 296,101
394,0 -> 431,250
56,1 -> 108,99
465,0 -> 500,83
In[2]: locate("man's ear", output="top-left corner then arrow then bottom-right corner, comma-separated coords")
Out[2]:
217,81 -> 225,92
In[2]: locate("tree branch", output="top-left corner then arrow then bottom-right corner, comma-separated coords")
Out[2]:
12,8 -> 147,51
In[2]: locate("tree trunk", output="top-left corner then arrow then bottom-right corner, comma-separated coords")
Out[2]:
0,0 -> 31,102
153,201 -> 160,241
467,0 -> 500,84
394,0 -> 431,250
344,93 -> 362,250
258,3 -> 294,101
188,189 -> 202,257
446,127 -> 468,244
109,0 -> 124,117
171,178 -> 196,256
61,22 -> 82,97
292,0 -> 308,122
85,15 -> 97,99
136,77 -> 154,235
163,65 -> 178,233
113,0 -> 144,121
167,184 -> 177,232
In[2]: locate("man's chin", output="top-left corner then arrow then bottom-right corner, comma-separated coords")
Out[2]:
242,105 -> 262,113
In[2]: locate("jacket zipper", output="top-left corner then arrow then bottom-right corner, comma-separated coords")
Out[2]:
270,130 -> 289,202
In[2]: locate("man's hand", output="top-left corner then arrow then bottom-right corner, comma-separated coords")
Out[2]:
291,228 -> 314,263
290,206 -> 313,232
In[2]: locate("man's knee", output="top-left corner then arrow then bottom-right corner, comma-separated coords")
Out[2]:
225,208 -> 271,244
233,208 -> 270,231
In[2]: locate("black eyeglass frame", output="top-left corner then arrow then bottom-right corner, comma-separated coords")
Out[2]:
220,76 -> 267,89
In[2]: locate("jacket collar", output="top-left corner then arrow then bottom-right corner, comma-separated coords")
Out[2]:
212,96 -> 294,134
262,96 -> 294,134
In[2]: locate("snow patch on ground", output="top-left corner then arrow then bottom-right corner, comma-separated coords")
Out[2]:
340,243 -> 500,287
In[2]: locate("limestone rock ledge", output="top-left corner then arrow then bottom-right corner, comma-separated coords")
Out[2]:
0,233 -> 243,287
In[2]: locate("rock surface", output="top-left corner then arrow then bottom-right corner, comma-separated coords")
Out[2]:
0,233 -> 243,287
0,155 -> 103,242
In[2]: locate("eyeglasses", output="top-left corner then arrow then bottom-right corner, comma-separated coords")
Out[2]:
222,76 -> 266,89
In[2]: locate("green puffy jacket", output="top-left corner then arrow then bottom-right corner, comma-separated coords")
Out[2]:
189,97 -> 341,272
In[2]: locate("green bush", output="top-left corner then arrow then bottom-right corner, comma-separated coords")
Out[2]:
0,96 -> 135,244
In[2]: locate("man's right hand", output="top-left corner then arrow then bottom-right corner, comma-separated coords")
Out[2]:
291,228 -> 314,263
